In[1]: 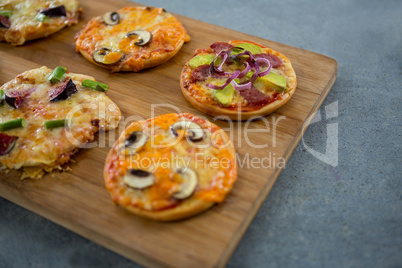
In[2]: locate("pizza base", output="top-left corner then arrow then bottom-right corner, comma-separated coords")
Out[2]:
78,39 -> 185,72
180,40 -> 297,121
104,113 -> 237,221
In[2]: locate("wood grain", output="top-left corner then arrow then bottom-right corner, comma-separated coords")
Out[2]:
0,0 -> 337,267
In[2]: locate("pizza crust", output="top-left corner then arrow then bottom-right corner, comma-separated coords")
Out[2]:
180,40 -> 297,121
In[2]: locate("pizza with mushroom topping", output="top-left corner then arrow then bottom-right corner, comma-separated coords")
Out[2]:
75,6 -> 190,73
0,0 -> 81,46
180,40 -> 297,120
0,66 -> 121,179
104,113 -> 237,221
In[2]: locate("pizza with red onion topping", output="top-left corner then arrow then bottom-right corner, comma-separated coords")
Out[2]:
180,40 -> 297,120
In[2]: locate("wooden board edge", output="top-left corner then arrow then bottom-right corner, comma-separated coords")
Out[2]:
216,61 -> 338,268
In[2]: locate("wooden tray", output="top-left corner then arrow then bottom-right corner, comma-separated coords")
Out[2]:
0,1 -> 337,267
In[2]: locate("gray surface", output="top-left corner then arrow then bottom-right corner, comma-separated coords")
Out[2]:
1,0 -> 401,267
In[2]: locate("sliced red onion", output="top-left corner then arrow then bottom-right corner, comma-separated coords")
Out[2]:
211,50 -> 230,74
249,59 -> 260,84
206,69 -> 241,90
234,50 -> 254,61
215,53 -> 228,72
255,58 -> 271,77
209,64 -> 231,77
230,80 -> 252,91
206,46 -> 271,91
205,83 -> 221,90
237,61 -> 251,78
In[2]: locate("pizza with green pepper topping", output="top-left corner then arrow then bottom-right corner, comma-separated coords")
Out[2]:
0,66 -> 121,179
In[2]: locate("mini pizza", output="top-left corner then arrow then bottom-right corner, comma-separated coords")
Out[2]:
0,0 -> 81,46
104,113 -> 237,221
180,40 -> 297,120
75,6 -> 190,72
0,66 -> 121,179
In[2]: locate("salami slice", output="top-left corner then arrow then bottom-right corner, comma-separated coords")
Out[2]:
254,53 -> 283,68
210,42 -> 233,54
238,87 -> 270,106
192,65 -> 210,82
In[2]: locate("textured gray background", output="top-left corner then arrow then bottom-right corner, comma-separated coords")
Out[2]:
1,0 -> 401,267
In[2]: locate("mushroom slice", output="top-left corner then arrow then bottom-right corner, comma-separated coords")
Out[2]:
172,167 -> 198,200
126,30 -> 152,46
103,11 -> 120,26
124,169 -> 155,189
170,121 -> 205,142
93,48 -> 123,65
124,131 -> 148,154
